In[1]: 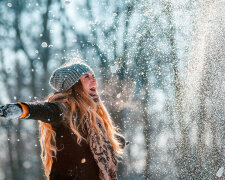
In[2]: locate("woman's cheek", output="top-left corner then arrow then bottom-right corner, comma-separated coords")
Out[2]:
85,87 -> 89,93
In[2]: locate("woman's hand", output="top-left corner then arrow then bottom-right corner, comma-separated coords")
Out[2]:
0,104 -> 23,118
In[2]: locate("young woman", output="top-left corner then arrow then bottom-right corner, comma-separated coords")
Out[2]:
0,62 -> 126,180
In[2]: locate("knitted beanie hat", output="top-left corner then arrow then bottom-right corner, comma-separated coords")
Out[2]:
49,62 -> 94,92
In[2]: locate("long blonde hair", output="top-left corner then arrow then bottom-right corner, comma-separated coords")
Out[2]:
39,80 -> 124,179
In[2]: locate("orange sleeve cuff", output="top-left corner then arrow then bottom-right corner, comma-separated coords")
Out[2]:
17,102 -> 29,118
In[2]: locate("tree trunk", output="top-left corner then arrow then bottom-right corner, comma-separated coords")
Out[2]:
15,59 -> 25,179
7,120 -> 18,180
142,85 -> 151,180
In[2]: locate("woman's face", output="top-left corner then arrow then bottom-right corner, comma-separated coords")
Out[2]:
80,72 -> 98,97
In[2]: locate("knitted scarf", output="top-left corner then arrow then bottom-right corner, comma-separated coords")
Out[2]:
85,114 -> 118,180
60,95 -> 118,179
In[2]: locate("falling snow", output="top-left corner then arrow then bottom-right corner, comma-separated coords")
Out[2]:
41,42 -> 48,48
0,0 -> 224,179
7,3 -> 12,7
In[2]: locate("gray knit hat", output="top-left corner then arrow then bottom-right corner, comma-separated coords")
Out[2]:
49,62 -> 94,92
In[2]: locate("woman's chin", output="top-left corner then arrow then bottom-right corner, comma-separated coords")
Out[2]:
89,91 -> 98,97
89,93 -> 99,102
90,93 -> 98,97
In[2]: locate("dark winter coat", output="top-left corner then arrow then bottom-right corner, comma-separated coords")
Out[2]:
21,101 -> 101,180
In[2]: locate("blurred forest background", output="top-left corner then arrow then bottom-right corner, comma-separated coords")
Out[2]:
0,0 -> 224,179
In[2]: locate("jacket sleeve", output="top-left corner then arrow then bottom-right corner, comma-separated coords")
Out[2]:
19,101 -> 67,124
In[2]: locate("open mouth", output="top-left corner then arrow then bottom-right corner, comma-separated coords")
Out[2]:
90,86 -> 96,92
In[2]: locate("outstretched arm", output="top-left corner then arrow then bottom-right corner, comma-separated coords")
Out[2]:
0,102 -> 65,124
